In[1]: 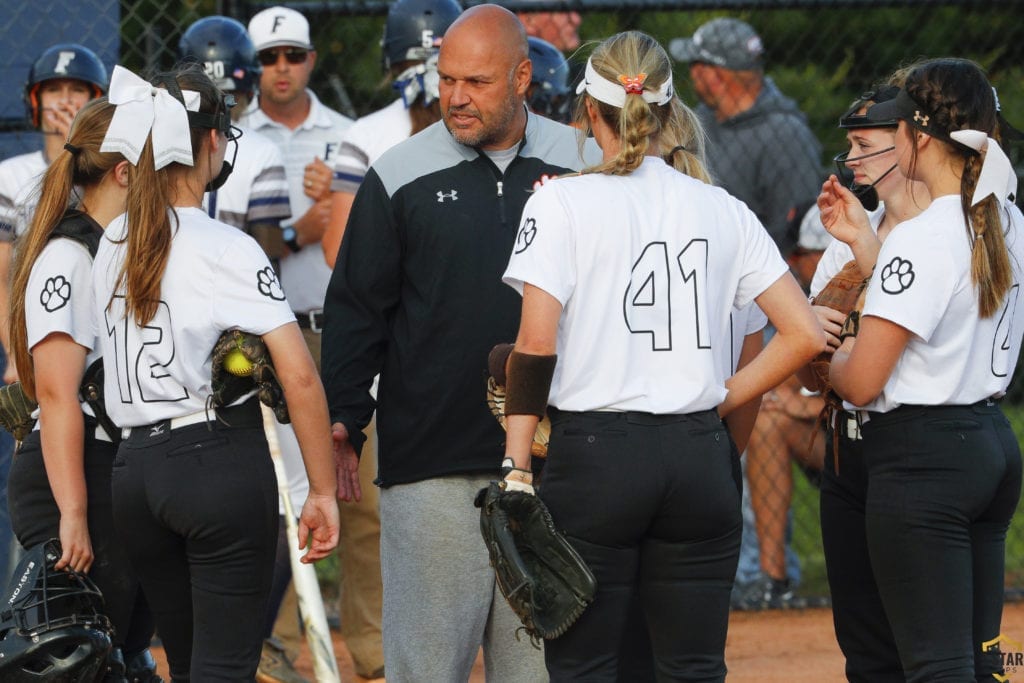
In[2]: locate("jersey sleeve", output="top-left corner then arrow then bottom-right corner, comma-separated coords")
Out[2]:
25,239 -> 95,351
502,182 -> 576,305
331,124 -> 371,195
733,201 -> 790,308
248,144 -> 291,228
211,232 -> 296,335
861,226 -> 954,341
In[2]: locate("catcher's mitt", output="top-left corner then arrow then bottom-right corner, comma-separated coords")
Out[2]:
211,330 -> 290,423
474,481 -> 597,644
0,382 -> 38,442
486,344 -> 550,458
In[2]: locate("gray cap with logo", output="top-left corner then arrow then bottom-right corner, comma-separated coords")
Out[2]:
669,18 -> 764,71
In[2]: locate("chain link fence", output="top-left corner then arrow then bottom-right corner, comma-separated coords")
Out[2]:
3,0 -> 1023,603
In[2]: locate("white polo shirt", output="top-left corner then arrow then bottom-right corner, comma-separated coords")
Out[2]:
240,90 -> 352,313
330,98 -> 410,195
503,156 -> 787,414
856,195 -> 1024,412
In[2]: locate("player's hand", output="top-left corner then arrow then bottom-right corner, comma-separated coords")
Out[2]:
813,304 -> 848,350
818,175 -> 872,247
43,100 -> 82,138
331,422 -> 362,503
303,158 -> 332,202
56,514 -> 93,573
296,492 -> 340,563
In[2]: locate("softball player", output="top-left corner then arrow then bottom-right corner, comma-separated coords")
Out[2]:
92,64 -> 339,680
824,58 -> 1024,682
808,83 -> 929,682
501,31 -> 824,680
4,96 -> 157,681
323,0 -> 462,267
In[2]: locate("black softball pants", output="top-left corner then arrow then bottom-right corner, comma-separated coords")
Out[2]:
7,419 -> 141,651
861,401 -> 1021,682
540,408 -> 742,683
111,400 -> 279,682
819,414 -> 903,683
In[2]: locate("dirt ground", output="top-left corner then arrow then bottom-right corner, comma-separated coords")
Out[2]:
151,601 -> 1024,681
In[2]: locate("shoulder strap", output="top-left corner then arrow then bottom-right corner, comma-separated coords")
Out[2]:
50,210 -> 102,258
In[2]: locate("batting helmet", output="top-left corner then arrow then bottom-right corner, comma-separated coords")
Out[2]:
0,540 -> 113,682
382,0 -> 462,71
24,44 -> 108,128
178,16 -> 260,98
527,36 -> 571,123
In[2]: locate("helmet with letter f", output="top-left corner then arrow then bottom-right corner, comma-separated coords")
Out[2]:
24,44 -> 107,128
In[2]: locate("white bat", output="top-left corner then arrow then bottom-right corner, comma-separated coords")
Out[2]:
261,405 -> 341,683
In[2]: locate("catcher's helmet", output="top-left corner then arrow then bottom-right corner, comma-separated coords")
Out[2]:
527,37 -> 571,123
382,0 -> 462,71
24,44 -> 108,128
0,539 -> 112,682
178,15 -> 260,98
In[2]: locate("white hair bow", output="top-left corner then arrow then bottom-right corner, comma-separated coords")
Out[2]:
394,52 -> 440,109
101,65 -> 200,170
949,129 -> 1018,206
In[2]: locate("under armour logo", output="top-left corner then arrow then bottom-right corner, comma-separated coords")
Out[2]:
437,190 -> 458,203
149,423 -> 166,437
54,51 -> 77,75
272,15 -> 286,32
913,111 -> 929,127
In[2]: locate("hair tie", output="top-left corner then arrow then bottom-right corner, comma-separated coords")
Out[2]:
619,73 -> 647,95
64,142 -> 82,156
667,145 -> 687,156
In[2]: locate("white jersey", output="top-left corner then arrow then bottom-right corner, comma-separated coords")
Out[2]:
0,151 -> 48,242
26,234 -> 99,416
857,195 -> 1024,413
239,90 -> 352,313
503,156 -> 787,414
810,206 -> 884,298
204,125 -> 291,233
92,207 -> 296,427
330,98 -> 410,195
726,303 -> 768,376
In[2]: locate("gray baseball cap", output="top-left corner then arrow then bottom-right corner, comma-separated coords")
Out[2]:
669,18 -> 764,71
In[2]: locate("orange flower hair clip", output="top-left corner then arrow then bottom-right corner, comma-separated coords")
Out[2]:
618,73 -> 648,95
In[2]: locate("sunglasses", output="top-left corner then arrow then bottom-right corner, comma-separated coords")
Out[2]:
257,48 -> 309,66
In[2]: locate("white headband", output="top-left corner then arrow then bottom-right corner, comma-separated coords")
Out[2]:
575,56 -> 673,109
101,65 -> 201,170
949,129 -> 1018,206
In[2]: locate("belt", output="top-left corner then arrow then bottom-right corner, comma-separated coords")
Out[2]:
837,414 -> 862,441
121,399 -> 261,441
295,309 -> 323,333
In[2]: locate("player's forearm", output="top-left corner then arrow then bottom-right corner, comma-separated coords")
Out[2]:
285,370 -> 337,498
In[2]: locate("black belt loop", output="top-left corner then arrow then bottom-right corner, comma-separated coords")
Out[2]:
294,309 -> 324,333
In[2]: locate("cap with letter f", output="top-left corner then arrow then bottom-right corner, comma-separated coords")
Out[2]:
248,6 -> 313,52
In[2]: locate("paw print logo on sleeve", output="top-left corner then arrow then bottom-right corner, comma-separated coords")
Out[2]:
256,266 -> 286,301
40,275 -> 71,312
880,256 -> 915,294
514,218 -> 537,254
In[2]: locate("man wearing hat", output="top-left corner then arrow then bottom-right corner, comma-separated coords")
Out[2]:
670,17 -> 822,254
239,7 -> 354,683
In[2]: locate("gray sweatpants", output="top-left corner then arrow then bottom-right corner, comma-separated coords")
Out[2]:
380,475 -> 548,683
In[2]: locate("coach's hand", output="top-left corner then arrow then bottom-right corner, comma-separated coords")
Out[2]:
332,422 -> 363,503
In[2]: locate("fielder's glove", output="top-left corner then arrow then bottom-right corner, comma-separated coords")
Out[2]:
0,382 -> 38,442
474,481 -> 597,644
486,344 -> 551,458
210,330 -> 290,423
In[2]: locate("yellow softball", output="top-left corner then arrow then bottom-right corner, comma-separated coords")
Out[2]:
224,348 -> 253,377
